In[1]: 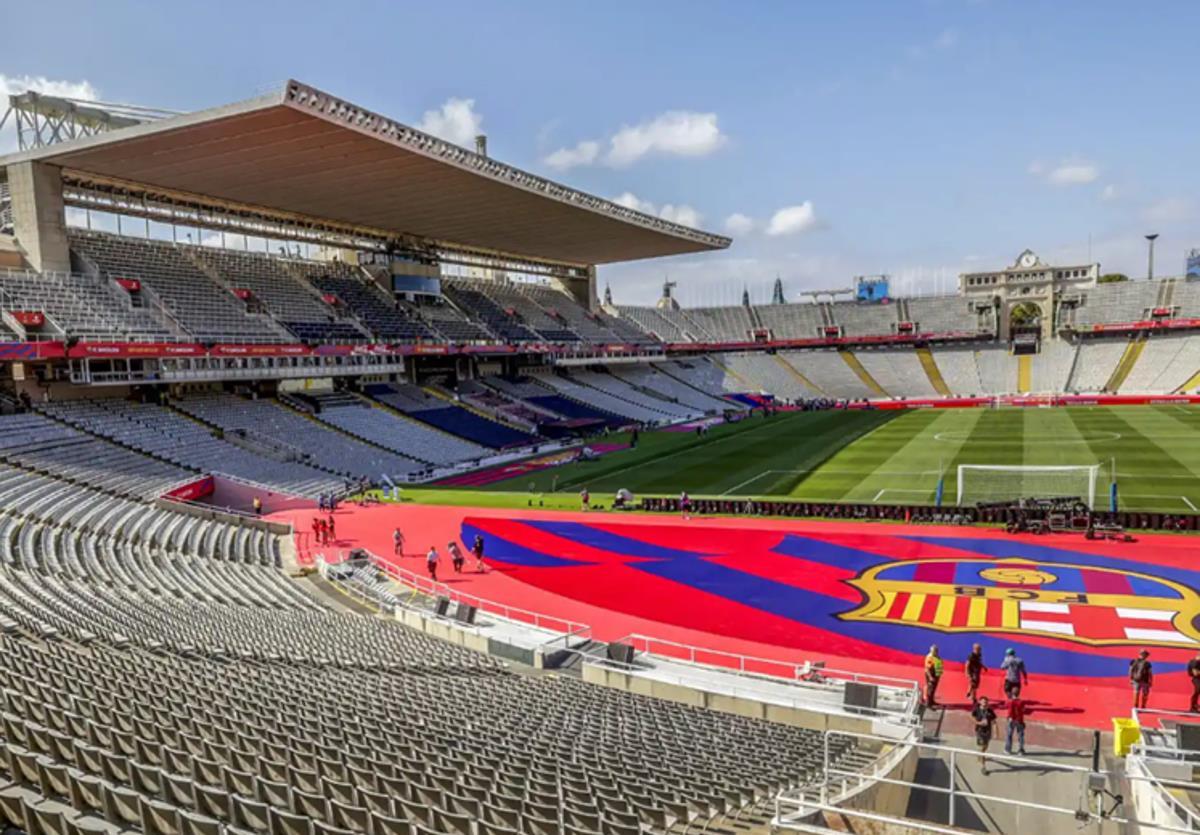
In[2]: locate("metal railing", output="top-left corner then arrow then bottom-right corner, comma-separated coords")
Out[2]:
612,632 -> 922,723
353,548 -> 592,636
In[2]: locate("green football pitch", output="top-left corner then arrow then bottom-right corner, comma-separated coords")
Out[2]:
474,405 -> 1200,513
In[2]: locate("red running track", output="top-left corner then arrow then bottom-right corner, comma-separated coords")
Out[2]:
276,502 -> 1200,730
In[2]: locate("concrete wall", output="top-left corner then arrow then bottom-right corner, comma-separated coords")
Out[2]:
582,663 -> 878,736
7,162 -> 70,273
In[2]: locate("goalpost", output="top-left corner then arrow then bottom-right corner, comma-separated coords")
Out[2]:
956,464 -> 1107,509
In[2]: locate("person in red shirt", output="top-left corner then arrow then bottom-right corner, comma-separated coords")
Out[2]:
1004,696 -> 1027,756
310,517 -> 319,548
327,516 -> 336,543
316,518 -> 327,545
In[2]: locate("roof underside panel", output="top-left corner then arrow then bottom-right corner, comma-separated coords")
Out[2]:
8,82 -> 729,265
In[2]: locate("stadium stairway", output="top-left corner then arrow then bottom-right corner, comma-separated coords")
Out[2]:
915,347 -> 951,396
1175,367 -> 1200,394
1017,354 -> 1032,393
837,349 -> 888,397
773,354 -> 826,396
1107,334 -> 1148,392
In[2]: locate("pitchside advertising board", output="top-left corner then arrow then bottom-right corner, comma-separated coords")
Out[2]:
1187,249 -> 1200,279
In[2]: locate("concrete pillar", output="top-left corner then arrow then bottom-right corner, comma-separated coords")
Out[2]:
7,161 -> 71,273
558,265 -> 598,313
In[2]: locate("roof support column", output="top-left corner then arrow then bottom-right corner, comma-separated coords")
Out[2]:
558,265 -> 598,313
7,161 -> 71,273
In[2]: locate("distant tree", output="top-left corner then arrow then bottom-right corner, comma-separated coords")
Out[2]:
1099,273 -> 1130,283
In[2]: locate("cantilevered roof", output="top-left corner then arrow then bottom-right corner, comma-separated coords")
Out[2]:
0,80 -> 730,265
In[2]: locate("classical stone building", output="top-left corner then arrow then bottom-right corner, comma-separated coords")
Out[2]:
959,249 -> 1098,340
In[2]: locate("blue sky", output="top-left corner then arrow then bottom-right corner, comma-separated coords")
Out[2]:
4,1 -> 1198,304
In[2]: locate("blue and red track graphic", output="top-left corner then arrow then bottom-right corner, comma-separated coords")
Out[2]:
460,517 -> 1200,678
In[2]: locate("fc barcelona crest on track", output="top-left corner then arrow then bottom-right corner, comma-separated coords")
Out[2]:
842,557 -> 1200,649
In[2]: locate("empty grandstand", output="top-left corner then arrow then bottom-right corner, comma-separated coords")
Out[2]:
2,72 -> 1200,835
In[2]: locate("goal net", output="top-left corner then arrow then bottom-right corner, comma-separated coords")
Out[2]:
956,464 -> 1103,509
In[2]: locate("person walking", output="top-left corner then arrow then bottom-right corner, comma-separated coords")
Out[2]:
472,534 -> 486,573
1005,695 -> 1028,755
426,546 -> 440,582
924,645 -> 944,710
393,527 -> 405,557
1000,648 -> 1028,700
449,541 -> 464,574
965,643 -> 986,703
972,696 -> 998,774
580,488 -> 590,511
1188,651 -> 1200,713
326,516 -> 335,543
1130,649 -> 1153,710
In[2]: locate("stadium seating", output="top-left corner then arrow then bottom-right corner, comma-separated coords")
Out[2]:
973,346 -> 1018,395
929,346 -> 984,395
828,303 -> 894,338
684,306 -> 755,341
486,376 -> 627,426
0,412 -> 193,499
306,392 -> 492,466
779,350 -> 875,399
1067,339 -> 1128,392
1029,340 -> 1078,393
611,364 -> 734,413
616,306 -> 695,342
752,303 -> 824,340
716,352 -> 821,400
905,296 -> 981,333
70,231 -> 292,343
1073,281 -> 1160,326
536,371 -> 687,423
478,282 -> 580,342
39,399 -> 343,496
412,296 -> 495,341
366,384 -> 539,449
301,262 -> 441,341
189,247 -> 369,342
0,270 -> 173,341
853,349 -> 938,398
1119,333 -> 1200,393
172,394 -> 425,480
0,555 -> 851,835
443,282 -> 540,342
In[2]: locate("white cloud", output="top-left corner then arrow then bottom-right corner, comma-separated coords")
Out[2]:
416,97 -> 483,148
612,191 -> 655,213
0,74 -> 99,153
611,192 -> 702,228
658,204 -> 702,228
1029,158 -> 1099,187
724,213 -> 755,235
607,110 -> 726,167
766,202 -> 819,237
1100,184 -> 1117,202
542,139 -> 600,171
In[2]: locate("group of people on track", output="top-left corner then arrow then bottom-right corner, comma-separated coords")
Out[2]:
390,528 -> 487,583
924,643 -> 1031,774
924,642 -> 1200,774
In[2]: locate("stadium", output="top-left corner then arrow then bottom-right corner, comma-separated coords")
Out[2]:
0,74 -> 1199,835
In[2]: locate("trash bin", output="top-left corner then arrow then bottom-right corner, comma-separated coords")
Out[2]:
1113,717 -> 1141,757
